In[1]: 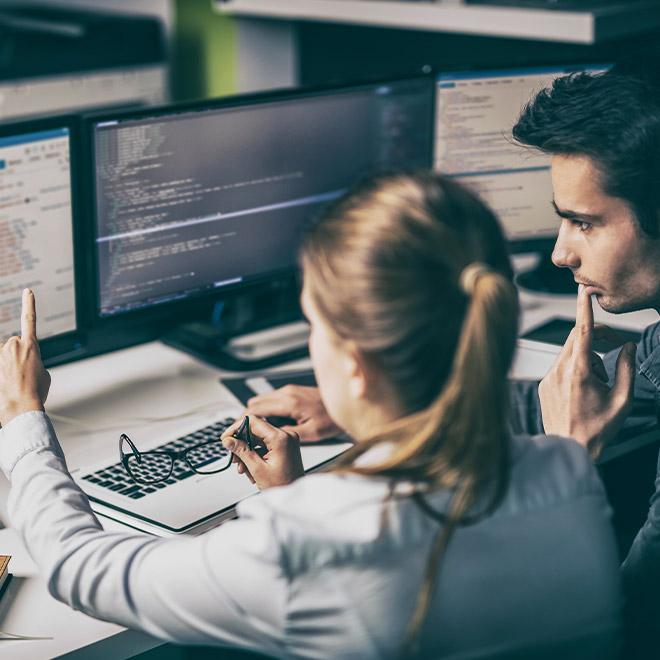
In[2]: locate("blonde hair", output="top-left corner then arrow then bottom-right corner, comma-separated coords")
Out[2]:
301,172 -> 519,655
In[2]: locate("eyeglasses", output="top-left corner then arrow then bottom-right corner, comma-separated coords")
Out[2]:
119,433 -> 232,485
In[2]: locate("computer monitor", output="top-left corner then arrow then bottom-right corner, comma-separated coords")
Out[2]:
434,64 -> 608,292
435,64 -> 610,251
0,116 -> 83,364
85,77 -> 434,362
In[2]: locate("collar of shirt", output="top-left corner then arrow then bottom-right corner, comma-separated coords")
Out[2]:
640,335 -> 660,392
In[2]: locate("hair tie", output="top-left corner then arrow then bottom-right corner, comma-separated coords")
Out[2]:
459,263 -> 491,296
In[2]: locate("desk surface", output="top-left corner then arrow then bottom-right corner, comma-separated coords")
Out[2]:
0,288 -> 656,659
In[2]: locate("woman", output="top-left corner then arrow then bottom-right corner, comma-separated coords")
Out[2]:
0,173 -> 620,658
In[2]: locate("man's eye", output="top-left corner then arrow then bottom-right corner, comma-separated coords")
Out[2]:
571,219 -> 591,232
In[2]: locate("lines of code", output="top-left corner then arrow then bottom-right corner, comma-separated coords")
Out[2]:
95,80 -> 433,316
434,67 -> 606,241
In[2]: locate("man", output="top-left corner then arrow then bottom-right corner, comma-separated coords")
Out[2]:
509,70 -> 660,455
248,68 -> 660,641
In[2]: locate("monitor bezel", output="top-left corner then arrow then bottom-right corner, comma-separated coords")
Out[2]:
80,74 -> 436,341
0,113 -> 85,365
434,62 -> 611,255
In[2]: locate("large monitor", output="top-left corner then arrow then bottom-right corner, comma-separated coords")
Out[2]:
0,117 -> 83,364
434,64 -> 608,252
87,78 -> 434,329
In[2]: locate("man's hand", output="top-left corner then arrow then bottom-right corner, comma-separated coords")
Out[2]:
0,289 -> 51,426
538,284 -> 637,458
246,385 -> 341,443
221,415 -> 304,490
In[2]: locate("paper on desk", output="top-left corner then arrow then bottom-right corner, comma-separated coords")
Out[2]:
0,631 -> 52,640
245,377 -> 274,395
0,575 -> 54,641
510,339 -> 561,381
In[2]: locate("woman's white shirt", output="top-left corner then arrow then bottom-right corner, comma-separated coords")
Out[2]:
0,412 -> 622,659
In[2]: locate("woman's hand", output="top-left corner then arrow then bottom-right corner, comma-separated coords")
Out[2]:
246,385 -> 342,443
0,290 -> 51,426
221,415 -> 304,490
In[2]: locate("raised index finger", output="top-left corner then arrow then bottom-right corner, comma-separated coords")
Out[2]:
574,284 -> 594,362
21,289 -> 37,342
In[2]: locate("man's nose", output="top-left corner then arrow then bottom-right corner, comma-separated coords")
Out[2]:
551,222 -> 580,270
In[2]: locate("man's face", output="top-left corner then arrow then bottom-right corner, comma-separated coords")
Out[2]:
551,154 -> 660,313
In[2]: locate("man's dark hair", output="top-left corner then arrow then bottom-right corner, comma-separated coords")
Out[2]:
513,70 -> 660,237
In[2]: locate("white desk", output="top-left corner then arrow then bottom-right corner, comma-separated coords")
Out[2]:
0,289 -> 656,659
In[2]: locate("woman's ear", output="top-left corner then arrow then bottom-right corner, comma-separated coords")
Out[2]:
343,342 -> 371,401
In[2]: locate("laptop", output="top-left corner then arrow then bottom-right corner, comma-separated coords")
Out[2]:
69,370 -> 352,536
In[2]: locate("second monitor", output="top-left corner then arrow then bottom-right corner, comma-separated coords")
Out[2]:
0,115 -> 83,365
434,64 -> 608,292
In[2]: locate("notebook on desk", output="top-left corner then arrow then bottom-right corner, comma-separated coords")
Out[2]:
69,377 -> 351,537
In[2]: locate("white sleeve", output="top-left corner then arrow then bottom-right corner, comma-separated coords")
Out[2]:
0,412 -> 289,657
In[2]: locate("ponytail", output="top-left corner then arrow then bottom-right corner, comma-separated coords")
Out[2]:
336,266 -> 518,496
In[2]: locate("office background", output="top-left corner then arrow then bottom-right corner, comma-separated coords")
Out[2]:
0,1 -> 660,659
7,0 -> 658,98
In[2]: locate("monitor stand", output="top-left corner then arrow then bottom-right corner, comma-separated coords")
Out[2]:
515,250 -> 577,295
162,319 -> 309,372
162,277 -> 309,371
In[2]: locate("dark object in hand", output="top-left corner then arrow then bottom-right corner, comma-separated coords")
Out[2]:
234,416 -> 267,456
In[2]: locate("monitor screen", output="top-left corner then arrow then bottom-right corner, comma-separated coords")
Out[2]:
434,65 -> 608,248
91,78 -> 434,318
0,123 -> 77,341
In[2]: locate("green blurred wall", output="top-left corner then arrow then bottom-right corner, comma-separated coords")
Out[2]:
173,0 -> 237,101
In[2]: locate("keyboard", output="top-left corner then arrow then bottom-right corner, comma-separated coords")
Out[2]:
80,418 -> 235,500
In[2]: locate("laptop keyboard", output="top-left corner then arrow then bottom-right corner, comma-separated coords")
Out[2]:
80,418 -> 235,500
